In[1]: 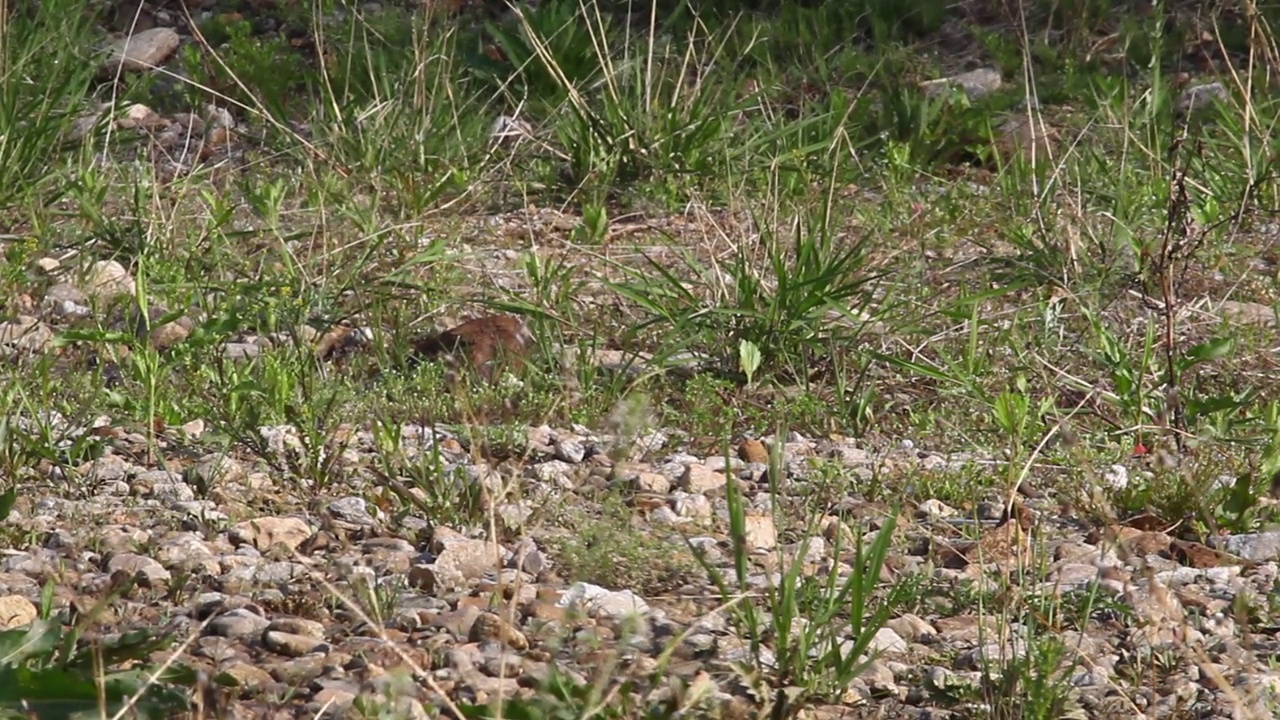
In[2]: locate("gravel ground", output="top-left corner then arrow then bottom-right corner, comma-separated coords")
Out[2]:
4,389 -> 1280,718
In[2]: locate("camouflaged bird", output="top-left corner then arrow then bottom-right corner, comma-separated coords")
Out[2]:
409,314 -> 532,382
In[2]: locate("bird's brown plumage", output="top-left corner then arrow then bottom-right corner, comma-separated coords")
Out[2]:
409,314 -> 532,381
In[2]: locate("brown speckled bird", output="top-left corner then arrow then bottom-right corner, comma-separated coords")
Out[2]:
409,314 -> 532,381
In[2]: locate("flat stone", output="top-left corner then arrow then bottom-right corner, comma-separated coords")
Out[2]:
1218,531 -> 1280,562
1214,300 -> 1275,327
432,605 -> 482,637
208,609 -> 270,639
0,595 -> 37,629
229,516 -> 313,553
671,492 -> 712,522
327,496 -> 377,528
633,471 -> 670,494
1176,81 -> 1228,115
553,435 -> 587,463
679,464 -> 726,493
865,627 -> 908,655
742,514 -> 777,550
83,260 -> 135,300
102,28 -> 180,74
263,630 -> 328,657
921,67 -> 1002,100
558,582 -> 651,620
268,617 -> 326,640
0,316 -> 53,355
105,553 -> 171,586
42,283 -> 90,319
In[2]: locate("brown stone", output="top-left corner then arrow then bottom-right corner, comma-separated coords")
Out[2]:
229,517 -> 313,553
101,28 -> 180,75
0,595 -> 37,629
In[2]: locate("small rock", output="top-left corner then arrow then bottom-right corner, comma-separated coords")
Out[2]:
680,464 -> 726,493
204,103 -> 235,130
142,474 -> 195,502
531,460 -> 575,487
196,637 -> 237,664
921,67 -> 1002,100
480,647 -> 524,678
327,496 -> 377,528
794,535 -> 826,564
153,532 -> 219,574
510,538 -> 548,575
866,627 -> 908,655
955,641 -> 1027,670
106,553 -> 171,586
1176,81 -> 1228,115
1214,300 -> 1275,327
310,685 -> 357,710
650,506 -> 681,525
1103,464 -> 1129,490
179,419 -> 206,437
223,342 -> 261,360
42,283 -> 90,319
70,111 -> 104,141
81,454 -> 131,483
0,316 -> 54,355
149,316 -> 193,350
172,113 -> 204,136
208,609 -> 270,639
495,501 -> 534,530
102,28 -> 180,74
219,662 -> 273,688
742,514 -> 777,550
975,501 -> 1006,522
431,605 -> 482,637
702,455 -> 743,473
671,492 -> 712,522
268,617 -> 326,639
229,516 -> 313,553
490,115 -> 532,140
117,103 -> 163,130
2,553 -> 54,576
885,613 -> 935,642
83,260 -> 135,301
860,660 -> 897,694
634,471 -> 670,494
0,595 -> 37,629
431,531 -> 507,579
191,454 -> 245,487
557,582 -> 651,620
273,653 -> 327,685
408,564 -> 460,595
1218,531 -> 1280,562
916,499 -> 956,519
263,630 -> 327,657
553,435 -> 587,463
